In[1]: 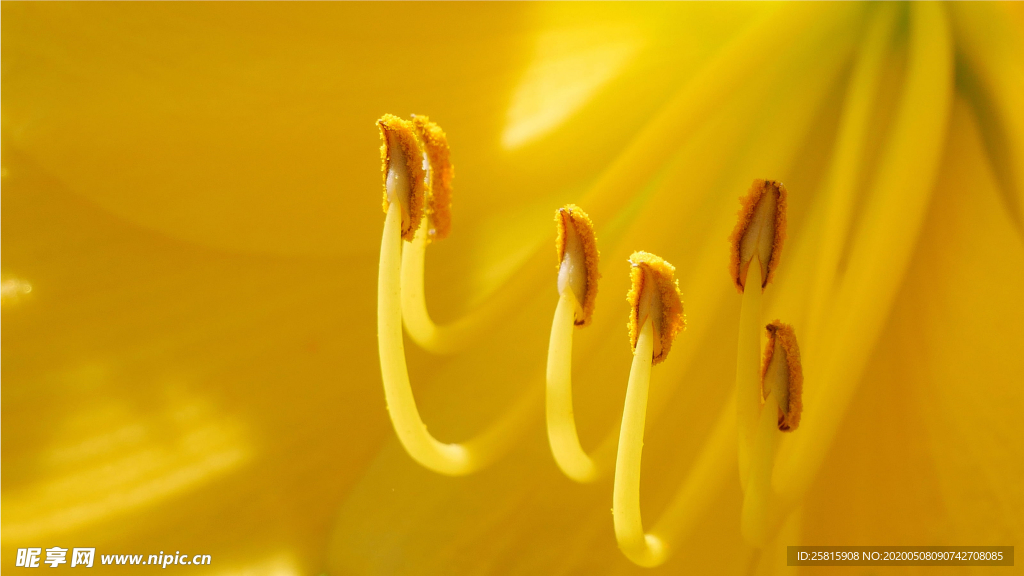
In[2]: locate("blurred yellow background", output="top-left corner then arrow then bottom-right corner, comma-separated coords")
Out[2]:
3,2 -> 1022,574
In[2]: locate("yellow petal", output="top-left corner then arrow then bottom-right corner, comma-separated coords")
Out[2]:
804,96 -> 1024,549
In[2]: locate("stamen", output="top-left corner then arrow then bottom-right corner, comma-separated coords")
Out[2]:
555,205 -> 600,326
740,321 -> 803,546
377,115 -> 536,475
412,115 -> 454,241
378,114 -> 427,240
742,320 -> 802,546
546,205 -> 603,483
613,252 -> 684,567
761,321 -> 803,432
626,252 -> 684,365
732,179 -> 787,488
728,179 -> 788,292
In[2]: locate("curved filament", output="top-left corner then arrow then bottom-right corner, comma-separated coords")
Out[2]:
379,204 -> 539,475
545,289 -> 601,482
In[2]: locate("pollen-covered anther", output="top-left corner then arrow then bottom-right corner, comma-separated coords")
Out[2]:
760,321 -> 803,432
555,205 -> 600,326
626,252 -> 684,365
378,114 -> 427,241
412,115 -> 454,241
729,179 -> 788,292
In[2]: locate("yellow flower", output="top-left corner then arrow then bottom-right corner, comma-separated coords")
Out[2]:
2,2 -> 1022,574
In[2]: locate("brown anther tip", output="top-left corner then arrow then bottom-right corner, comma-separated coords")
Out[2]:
378,114 -> 426,241
761,320 -> 802,432
728,179 -> 788,293
412,115 -> 454,242
557,203 -> 602,325
626,251 -> 685,365
555,205 -> 600,327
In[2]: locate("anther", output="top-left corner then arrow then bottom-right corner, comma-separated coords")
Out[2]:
555,205 -> 600,326
761,321 -> 803,432
729,179 -> 788,292
412,115 -> 454,241
378,114 -> 427,240
626,252 -> 684,364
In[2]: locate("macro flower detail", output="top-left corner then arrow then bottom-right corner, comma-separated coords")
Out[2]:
3,2 -> 1022,575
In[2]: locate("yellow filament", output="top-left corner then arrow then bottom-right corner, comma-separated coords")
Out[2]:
399,224 -> 508,354
736,258 -> 763,488
613,318 -> 663,567
545,289 -> 600,483
379,204 -> 538,475
774,0 -> 953,528
611,318 -> 740,567
741,393 -> 780,547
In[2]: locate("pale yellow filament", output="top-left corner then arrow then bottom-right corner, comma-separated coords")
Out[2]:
400,224 -> 521,354
736,259 -> 763,488
379,204 -> 539,475
741,392 -> 779,547
613,318 -> 662,567
611,318 -> 739,568
545,289 -> 601,483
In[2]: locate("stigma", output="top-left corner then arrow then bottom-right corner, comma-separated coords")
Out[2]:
761,321 -> 803,432
729,179 -> 788,292
555,205 -> 600,326
626,252 -> 684,364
